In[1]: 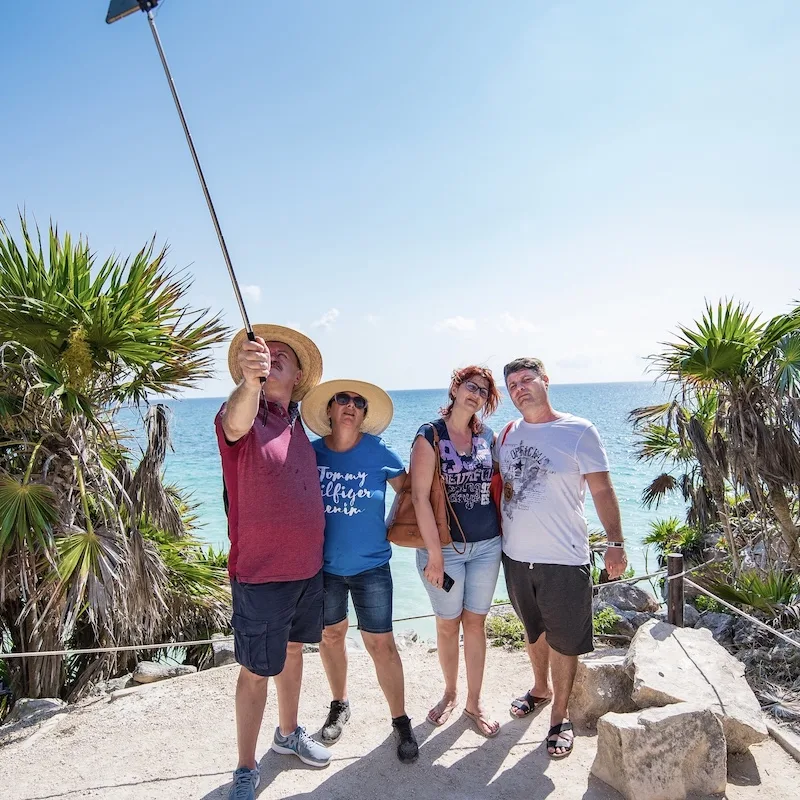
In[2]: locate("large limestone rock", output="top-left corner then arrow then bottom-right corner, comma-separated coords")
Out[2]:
132,661 -> 197,684
625,619 -> 767,753
596,583 -> 660,613
591,703 -> 727,800
569,649 -> 637,727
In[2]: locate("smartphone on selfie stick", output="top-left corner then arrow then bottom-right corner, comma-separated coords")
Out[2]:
442,572 -> 455,592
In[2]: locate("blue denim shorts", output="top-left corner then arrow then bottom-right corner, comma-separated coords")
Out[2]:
416,536 -> 502,619
323,563 -> 394,634
230,571 -> 323,677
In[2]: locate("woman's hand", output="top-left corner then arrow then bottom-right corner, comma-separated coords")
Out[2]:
424,554 -> 445,589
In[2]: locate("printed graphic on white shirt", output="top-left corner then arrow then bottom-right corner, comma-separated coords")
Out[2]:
503,441 -> 554,520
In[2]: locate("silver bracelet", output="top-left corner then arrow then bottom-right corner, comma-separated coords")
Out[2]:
606,541 -> 625,549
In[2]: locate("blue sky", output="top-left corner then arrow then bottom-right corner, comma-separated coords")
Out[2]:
2,1 -> 799,396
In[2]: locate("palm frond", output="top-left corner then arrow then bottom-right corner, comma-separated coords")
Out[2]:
641,473 -> 679,508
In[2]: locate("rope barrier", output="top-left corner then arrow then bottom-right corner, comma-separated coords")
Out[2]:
2,562 -> 796,660
593,568 -> 666,591
0,601 -> 518,660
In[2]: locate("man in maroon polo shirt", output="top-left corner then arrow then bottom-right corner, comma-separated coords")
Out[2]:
216,324 -> 331,800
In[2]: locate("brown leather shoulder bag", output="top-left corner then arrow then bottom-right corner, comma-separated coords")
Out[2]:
386,422 -> 466,554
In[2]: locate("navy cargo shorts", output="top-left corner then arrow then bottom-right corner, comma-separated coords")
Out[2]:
230,570 -> 323,677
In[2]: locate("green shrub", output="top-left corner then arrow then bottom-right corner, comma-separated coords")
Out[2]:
593,606 -> 621,635
693,594 -> 726,614
485,612 -> 525,649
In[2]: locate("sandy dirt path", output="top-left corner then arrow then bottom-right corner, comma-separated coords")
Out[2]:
2,646 -> 798,799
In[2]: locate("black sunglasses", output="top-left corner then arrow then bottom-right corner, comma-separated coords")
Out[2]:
332,392 -> 368,410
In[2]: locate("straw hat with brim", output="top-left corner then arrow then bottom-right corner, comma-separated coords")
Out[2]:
301,380 -> 394,437
227,325 -> 323,402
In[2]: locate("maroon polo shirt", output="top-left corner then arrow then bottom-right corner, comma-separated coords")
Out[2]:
215,399 -> 325,584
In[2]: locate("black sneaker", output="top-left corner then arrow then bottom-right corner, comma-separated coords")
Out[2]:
392,714 -> 419,763
321,700 -> 351,743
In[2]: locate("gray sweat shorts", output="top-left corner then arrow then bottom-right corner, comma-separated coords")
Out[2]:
502,554 -> 594,656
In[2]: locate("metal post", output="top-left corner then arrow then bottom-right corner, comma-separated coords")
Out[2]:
143,9 -> 254,338
667,553 -> 684,627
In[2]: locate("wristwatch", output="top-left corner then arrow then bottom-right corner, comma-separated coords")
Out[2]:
606,541 -> 625,548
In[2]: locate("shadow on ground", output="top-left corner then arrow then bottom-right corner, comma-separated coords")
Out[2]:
197,709 -> 610,800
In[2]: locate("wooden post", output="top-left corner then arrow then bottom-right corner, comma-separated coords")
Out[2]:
667,552 -> 684,627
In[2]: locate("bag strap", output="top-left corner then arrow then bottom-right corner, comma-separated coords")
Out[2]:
430,423 -> 467,555
493,420 -> 516,489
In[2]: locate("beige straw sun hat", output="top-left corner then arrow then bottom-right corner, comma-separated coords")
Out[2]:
301,379 -> 394,437
227,324 -> 323,402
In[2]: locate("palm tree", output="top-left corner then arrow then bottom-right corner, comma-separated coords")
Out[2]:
636,300 -> 800,573
0,217 -> 230,700
629,391 -> 718,532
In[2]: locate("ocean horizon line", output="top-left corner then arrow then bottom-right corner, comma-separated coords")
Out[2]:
157,378 -> 666,403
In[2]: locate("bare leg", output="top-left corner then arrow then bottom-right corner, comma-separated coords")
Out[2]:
320,620 -> 349,702
273,641 -> 303,736
511,632 -> 553,718
461,610 -> 498,736
362,631 -> 406,718
548,648 -> 578,755
428,615 -> 461,723
235,667 -> 268,770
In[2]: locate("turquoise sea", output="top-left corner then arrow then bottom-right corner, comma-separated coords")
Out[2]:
126,382 -> 683,637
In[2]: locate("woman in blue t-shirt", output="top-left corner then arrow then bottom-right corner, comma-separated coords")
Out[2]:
410,365 -> 502,738
300,379 -> 418,764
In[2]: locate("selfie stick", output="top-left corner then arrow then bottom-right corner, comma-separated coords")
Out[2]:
106,1 -> 260,352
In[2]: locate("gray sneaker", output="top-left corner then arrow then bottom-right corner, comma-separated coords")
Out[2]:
228,766 -> 260,800
272,725 -> 332,768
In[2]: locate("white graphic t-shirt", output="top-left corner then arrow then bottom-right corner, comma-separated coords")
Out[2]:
494,414 -> 609,566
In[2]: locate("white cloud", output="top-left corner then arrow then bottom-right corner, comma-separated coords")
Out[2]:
434,316 -> 476,334
242,285 -> 261,303
365,314 -> 381,326
311,308 -> 340,330
495,313 -> 539,335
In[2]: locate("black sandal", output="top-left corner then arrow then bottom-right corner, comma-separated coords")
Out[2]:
509,691 -> 550,718
546,721 -> 574,759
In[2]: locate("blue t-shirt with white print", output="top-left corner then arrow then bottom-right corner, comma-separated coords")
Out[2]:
312,433 -> 405,576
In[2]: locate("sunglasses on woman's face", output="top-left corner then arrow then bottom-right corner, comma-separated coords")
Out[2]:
333,392 -> 368,410
463,380 -> 489,399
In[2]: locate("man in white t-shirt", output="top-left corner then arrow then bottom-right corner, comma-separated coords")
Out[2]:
494,357 -> 627,759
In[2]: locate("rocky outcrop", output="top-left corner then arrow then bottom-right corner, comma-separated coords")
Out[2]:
595,583 -> 660,613
132,661 -> 197,684
591,703 -> 727,800
6,698 -> 67,726
212,633 -> 236,667
569,649 -> 637,727
682,603 -> 700,628
625,619 -> 767,753
695,611 -> 735,646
